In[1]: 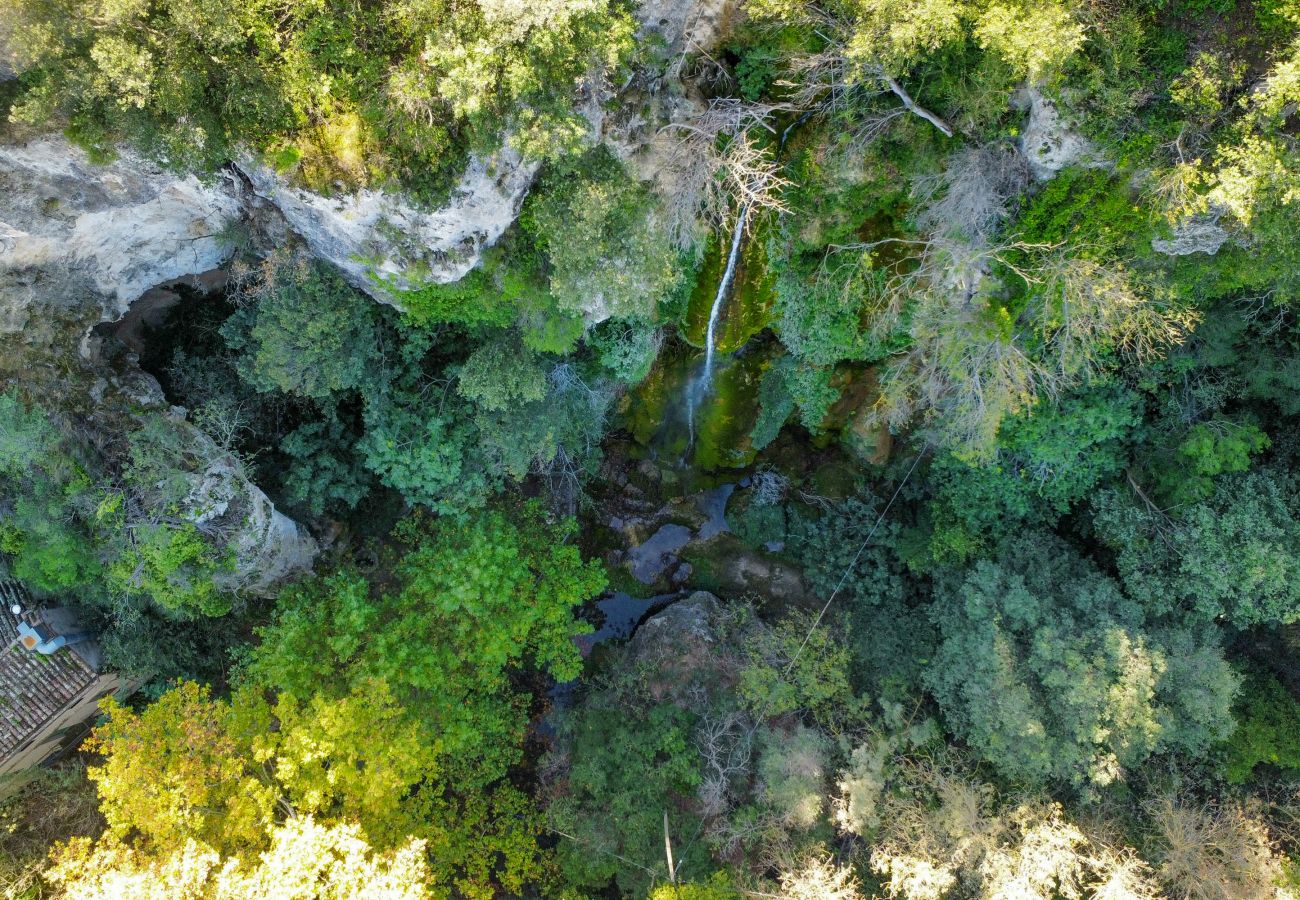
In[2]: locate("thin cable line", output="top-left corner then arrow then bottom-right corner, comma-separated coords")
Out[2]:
777,447 -> 926,684
672,446 -> 927,874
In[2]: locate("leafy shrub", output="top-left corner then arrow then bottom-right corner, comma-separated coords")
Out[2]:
222,257 -> 379,401
1223,668 -> 1300,784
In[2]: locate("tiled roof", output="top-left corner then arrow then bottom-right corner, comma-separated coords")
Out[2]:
0,582 -> 97,756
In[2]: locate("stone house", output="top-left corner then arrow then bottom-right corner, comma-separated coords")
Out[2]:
0,580 -> 136,777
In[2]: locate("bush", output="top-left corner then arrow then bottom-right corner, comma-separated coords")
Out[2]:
1223,668 -> 1300,784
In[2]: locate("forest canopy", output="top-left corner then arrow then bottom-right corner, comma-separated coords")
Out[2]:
3,0 -> 1300,897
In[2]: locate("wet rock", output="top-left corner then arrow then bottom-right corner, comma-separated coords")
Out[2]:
670,562 -> 694,586
696,484 -> 734,541
686,534 -> 810,609
723,549 -> 808,606
636,459 -> 663,483
627,523 -> 693,584
581,591 -> 680,655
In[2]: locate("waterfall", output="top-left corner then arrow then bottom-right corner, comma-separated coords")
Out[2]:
702,203 -> 751,386
686,203 -> 751,449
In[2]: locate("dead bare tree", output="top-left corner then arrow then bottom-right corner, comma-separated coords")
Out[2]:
912,144 -> 1030,242
695,710 -> 754,820
814,234 -> 1053,454
777,15 -> 955,141
1145,795 -> 1288,900
656,98 -> 792,247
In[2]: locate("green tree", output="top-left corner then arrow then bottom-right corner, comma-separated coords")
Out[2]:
88,682 -> 278,857
549,702 -> 705,894
1222,667 -> 1300,784
456,337 -> 548,412
223,258 -> 380,401
246,504 -> 603,766
528,150 -> 685,322
279,414 -> 374,518
0,393 -> 102,591
1094,468 -> 1300,628
6,0 -> 635,197
919,381 -> 1139,566
85,674 -> 539,897
926,536 -> 1237,786
358,393 -> 490,516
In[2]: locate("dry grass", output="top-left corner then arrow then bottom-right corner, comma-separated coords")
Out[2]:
1145,794 -> 1288,900
0,762 -> 104,900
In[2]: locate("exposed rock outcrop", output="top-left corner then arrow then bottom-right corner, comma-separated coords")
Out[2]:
0,137 -> 243,330
103,370 -> 319,596
1,0 -> 740,324
625,591 -> 731,703
1152,212 -> 1232,256
1018,87 -> 1099,181
635,0 -> 739,59
235,145 -> 541,303
181,448 -> 320,595
629,590 -> 723,655
0,136 -> 316,595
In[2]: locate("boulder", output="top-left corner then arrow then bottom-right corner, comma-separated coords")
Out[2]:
630,590 -> 722,651
184,451 -> 319,596
1152,213 -> 1232,256
1018,87 -> 1098,181
625,591 -> 729,702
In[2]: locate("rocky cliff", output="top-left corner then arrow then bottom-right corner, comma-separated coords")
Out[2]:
234,145 -> 540,303
0,0 -> 743,594
0,138 -> 243,333
0,138 -> 317,596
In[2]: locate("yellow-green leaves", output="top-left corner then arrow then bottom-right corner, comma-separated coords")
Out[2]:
972,1 -> 1084,82
88,684 -> 277,857
844,0 -> 965,78
46,819 -> 433,899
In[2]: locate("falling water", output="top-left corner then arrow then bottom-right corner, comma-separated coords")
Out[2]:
686,203 -> 751,448
703,203 -> 751,384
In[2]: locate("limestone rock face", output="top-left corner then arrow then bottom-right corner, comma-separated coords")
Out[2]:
235,146 -> 540,303
1019,87 -> 1097,181
117,381 -> 320,597
635,0 -> 738,57
181,450 -> 320,596
1152,213 -> 1232,256
0,136 -> 317,595
0,137 -> 243,330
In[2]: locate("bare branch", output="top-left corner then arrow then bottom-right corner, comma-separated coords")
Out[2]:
655,99 -> 793,246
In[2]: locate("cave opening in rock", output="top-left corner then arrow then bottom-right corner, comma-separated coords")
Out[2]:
93,274 -> 384,529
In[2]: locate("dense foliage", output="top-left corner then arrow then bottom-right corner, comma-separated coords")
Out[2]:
3,0 -> 635,198
6,0 -> 1300,897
